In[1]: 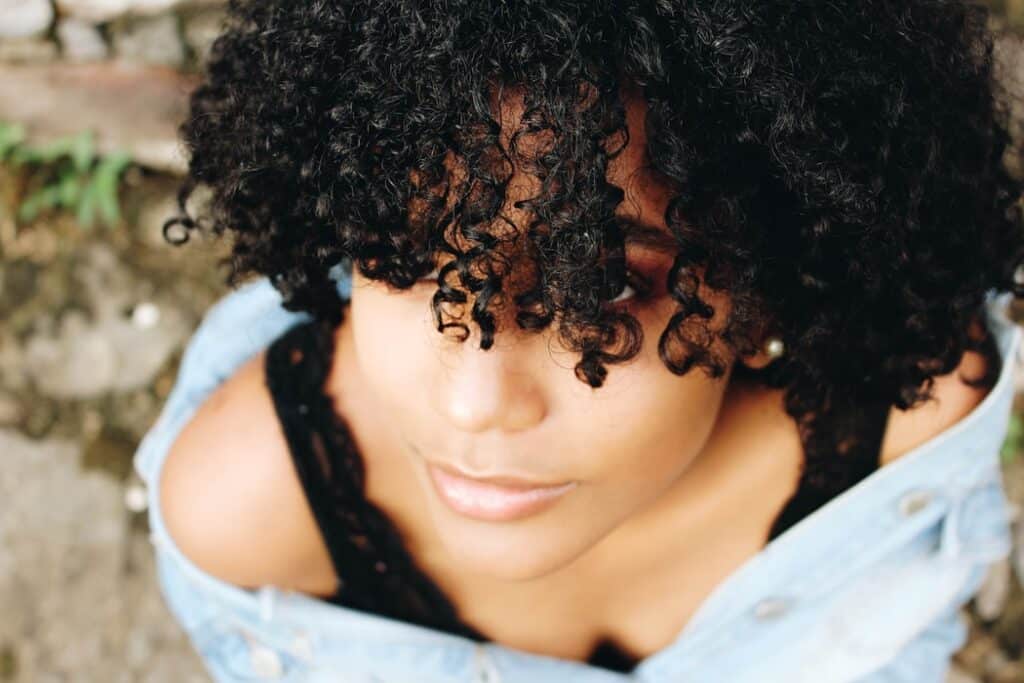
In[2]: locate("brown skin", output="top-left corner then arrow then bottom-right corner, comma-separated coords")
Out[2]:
335,86 -> 759,583
160,88 -> 993,662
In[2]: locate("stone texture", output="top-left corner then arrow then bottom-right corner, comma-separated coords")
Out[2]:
181,6 -> 225,65
0,391 -> 21,426
0,62 -> 196,174
0,333 -> 29,392
976,558 -> 1013,622
994,29 -> 1024,180
56,0 -> 205,24
0,429 -> 207,682
137,189 -> 184,249
0,37 -> 58,63
23,243 -> 191,399
111,13 -> 185,68
56,17 -> 110,63
946,664 -> 982,683
0,0 -> 54,39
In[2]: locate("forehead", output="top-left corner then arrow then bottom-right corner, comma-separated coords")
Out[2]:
485,82 -> 677,241
491,82 -> 665,187
402,81 -> 681,271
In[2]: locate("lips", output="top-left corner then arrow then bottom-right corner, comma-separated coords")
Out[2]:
426,462 -> 578,522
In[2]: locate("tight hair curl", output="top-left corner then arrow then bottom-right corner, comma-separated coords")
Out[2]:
165,0 -> 1024,493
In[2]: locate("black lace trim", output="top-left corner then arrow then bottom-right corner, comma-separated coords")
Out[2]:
265,319 -> 486,641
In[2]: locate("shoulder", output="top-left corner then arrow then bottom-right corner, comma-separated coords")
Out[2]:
158,349 -> 339,596
879,341 -> 994,466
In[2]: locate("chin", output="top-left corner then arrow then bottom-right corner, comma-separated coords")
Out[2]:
435,519 -> 583,582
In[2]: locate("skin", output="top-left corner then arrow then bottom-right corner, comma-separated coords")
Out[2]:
160,85 -> 994,662
332,85 -> 777,583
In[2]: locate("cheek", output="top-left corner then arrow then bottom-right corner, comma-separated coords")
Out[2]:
349,286 -> 433,409
568,319 -> 730,493
587,375 -> 724,486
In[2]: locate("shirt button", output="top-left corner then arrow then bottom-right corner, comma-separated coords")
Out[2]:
290,631 -> 314,661
249,644 -> 283,678
753,597 -> 790,620
897,489 -> 933,517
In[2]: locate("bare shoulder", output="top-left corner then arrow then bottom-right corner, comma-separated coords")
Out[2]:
158,349 -> 338,596
879,338 -> 994,466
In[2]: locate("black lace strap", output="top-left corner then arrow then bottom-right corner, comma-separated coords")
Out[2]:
263,319 -> 485,639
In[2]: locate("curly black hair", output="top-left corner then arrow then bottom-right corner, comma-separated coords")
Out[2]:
164,0 -> 1024,491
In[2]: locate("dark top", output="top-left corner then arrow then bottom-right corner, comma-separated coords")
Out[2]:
264,318 -> 893,674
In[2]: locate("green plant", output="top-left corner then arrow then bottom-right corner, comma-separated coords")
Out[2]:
0,122 -> 132,230
1000,410 -> 1023,464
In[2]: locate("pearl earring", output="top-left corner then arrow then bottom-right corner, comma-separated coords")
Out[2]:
763,336 -> 785,360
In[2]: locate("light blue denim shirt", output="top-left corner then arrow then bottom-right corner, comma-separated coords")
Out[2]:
134,261 -> 1022,683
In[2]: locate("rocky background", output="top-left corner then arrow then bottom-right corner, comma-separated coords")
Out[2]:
1,1 -> 1024,681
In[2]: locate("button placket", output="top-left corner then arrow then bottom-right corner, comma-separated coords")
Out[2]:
752,597 -> 791,621
472,644 -> 502,683
232,627 -> 288,680
896,489 -> 933,518
939,491 -> 963,560
939,478 -> 1014,563
258,585 -> 277,623
249,642 -> 284,679
289,630 -> 314,663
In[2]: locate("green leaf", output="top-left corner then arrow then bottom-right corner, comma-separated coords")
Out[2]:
92,152 -> 131,227
14,136 -> 74,165
0,122 -> 26,160
18,184 -> 62,222
57,173 -> 82,208
77,184 -> 98,229
69,130 -> 95,175
999,411 -> 1023,464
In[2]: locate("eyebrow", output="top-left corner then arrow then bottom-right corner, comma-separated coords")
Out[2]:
616,216 -> 680,255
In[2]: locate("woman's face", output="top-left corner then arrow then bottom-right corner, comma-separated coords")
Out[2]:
342,89 -> 744,583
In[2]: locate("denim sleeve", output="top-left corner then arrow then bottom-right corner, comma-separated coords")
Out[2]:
132,277 -> 311,487
853,562 -> 988,683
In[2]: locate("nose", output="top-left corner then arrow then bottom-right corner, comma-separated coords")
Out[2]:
437,321 -> 549,435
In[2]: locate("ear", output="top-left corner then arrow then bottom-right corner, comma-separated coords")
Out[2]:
737,334 -> 785,370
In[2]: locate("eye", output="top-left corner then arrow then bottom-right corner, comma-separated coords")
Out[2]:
419,263 -> 652,307
607,279 -> 636,304
604,270 -> 651,308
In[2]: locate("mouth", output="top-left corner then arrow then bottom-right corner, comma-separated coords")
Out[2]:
426,461 -> 578,522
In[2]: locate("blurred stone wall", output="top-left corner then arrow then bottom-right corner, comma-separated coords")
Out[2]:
0,0 -> 224,69
0,0 -> 227,175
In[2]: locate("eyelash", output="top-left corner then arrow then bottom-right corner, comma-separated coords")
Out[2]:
604,270 -> 651,308
417,266 -> 653,308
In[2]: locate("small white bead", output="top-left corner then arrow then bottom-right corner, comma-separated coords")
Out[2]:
131,302 -> 161,329
764,337 -> 785,359
123,483 -> 148,513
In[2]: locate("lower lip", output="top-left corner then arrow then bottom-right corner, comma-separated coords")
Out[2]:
426,464 -> 577,522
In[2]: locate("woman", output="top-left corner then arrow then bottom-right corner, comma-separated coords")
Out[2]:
135,1 -> 1024,680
